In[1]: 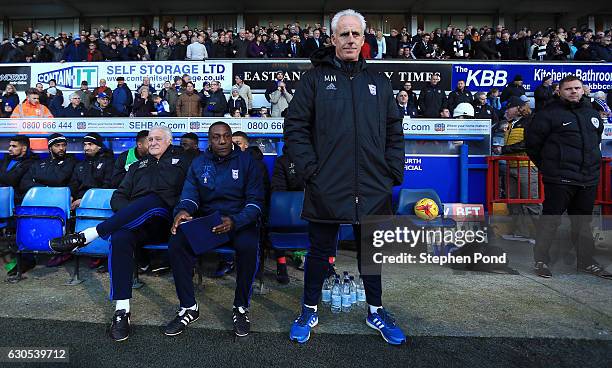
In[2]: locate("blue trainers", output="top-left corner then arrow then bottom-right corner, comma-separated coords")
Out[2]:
366,308 -> 406,345
289,305 -> 318,343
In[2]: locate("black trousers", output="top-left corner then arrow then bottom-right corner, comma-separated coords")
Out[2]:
168,224 -> 260,308
534,183 -> 597,266
303,222 -> 382,307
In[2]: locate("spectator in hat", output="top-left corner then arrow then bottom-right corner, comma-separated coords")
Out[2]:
112,76 -> 133,115
75,81 -> 94,110
61,93 -> 87,117
46,87 -> 64,117
20,132 -> 77,267
233,74 -> 253,110
501,74 -> 526,103
69,132 -> 114,210
227,87 -> 248,116
62,35 -> 86,62
10,88 -> 53,118
87,92 -> 123,117
534,76 -> 554,111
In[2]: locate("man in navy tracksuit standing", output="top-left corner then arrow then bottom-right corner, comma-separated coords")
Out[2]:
163,121 -> 264,338
50,126 -> 193,341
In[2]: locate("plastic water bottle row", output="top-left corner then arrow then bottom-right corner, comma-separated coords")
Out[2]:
321,271 -> 366,313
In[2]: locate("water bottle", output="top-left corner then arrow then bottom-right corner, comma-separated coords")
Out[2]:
349,276 -> 357,305
321,277 -> 331,304
331,279 -> 342,313
356,276 -> 366,305
341,279 -> 352,312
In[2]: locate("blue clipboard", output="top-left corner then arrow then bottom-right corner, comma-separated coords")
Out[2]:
179,211 -> 230,255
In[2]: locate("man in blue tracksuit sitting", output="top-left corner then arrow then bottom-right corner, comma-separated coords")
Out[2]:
164,121 -> 264,338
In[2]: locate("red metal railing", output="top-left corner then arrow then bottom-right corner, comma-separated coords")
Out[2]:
486,156 -> 612,214
596,158 -> 612,215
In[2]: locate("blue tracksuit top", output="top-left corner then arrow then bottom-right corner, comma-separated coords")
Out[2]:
174,144 -> 264,230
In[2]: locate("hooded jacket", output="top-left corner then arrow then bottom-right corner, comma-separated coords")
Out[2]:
525,97 -> 603,186
283,46 -> 404,223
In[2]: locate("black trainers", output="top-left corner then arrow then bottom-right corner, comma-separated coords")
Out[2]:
232,307 -> 250,337
110,309 -> 131,342
535,262 -> 552,278
164,306 -> 200,336
276,262 -> 289,284
49,233 -> 87,253
578,264 -> 612,279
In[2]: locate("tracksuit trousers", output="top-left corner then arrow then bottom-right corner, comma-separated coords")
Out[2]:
97,193 -> 172,301
169,223 -> 260,308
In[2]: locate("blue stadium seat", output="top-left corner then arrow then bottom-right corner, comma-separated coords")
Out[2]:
396,188 -> 456,228
268,191 -> 309,251
15,187 -> 71,253
396,188 -> 457,256
75,189 -> 115,256
0,186 -> 15,229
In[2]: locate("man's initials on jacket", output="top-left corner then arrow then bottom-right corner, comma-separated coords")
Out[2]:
324,75 -> 336,82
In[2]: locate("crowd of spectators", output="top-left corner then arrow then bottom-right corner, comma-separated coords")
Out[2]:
0,21 -> 610,63
0,72 -> 281,118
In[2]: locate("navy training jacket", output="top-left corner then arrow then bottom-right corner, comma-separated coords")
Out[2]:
174,144 -> 264,231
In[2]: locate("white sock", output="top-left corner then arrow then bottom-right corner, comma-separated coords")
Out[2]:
179,304 -> 198,316
369,305 -> 382,314
116,299 -> 130,313
304,304 -> 317,312
81,227 -> 99,244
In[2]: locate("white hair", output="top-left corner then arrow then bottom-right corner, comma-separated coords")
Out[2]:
331,9 -> 366,35
150,126 -> 173,142
593,91 -> 606,100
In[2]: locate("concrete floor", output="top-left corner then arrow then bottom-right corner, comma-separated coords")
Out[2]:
1,236 -> 611,341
